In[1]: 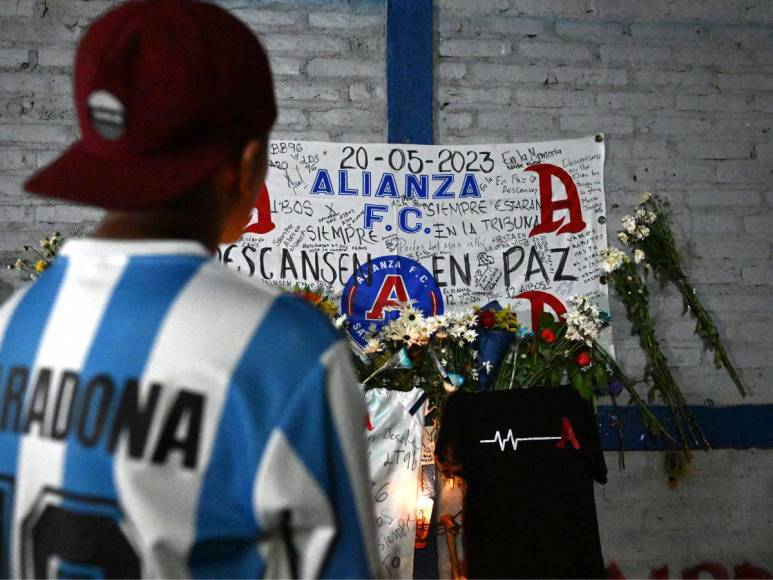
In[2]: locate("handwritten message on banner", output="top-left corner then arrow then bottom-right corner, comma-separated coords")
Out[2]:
221,135 -> 609,345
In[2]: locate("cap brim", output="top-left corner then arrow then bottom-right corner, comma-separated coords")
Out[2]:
24,137 -> 234,211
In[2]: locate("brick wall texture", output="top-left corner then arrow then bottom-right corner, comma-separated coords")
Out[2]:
1,0 -> 772,574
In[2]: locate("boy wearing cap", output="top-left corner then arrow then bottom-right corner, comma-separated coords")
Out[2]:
0,0 -> 378,578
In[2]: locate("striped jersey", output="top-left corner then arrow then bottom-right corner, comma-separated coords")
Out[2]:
0,239 -> 378,579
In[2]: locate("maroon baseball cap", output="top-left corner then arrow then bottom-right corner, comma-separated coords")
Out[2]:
24,0 -> 277,210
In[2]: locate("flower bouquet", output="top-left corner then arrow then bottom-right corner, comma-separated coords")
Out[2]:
323,290 -> 668,451
599,191 -> 749,456
473,302 -> 530,390
4,232 -> 64,279
487,296 -> 666,440
601,247 -> 701,453
356,303 -> 479,415
617,192 -> 747,398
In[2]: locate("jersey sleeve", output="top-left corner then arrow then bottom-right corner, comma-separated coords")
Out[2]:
252,340 -> 378,579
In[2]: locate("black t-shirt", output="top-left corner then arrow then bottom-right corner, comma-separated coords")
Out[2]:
435,387 -> 607,579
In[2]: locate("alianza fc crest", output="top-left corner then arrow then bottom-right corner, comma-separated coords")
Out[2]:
342,255 -> 444,347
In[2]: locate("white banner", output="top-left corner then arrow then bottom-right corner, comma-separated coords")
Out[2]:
221,135 -> 609,347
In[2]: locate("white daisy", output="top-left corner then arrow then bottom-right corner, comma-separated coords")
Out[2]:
364,338 -> 383,354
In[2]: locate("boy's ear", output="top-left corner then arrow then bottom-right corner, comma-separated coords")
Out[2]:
239,138 -> 268,199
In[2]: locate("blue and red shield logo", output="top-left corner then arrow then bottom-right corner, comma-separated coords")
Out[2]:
342,255 -> 444,347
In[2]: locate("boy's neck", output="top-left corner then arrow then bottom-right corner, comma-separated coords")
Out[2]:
94,208 -> 222,253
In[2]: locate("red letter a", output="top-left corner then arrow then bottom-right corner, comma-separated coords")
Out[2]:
526,163 -> 587,237
366,275 -> 409,320
555,417 -> 581,450
244,183 -> 275,234
516,290 -> 567,332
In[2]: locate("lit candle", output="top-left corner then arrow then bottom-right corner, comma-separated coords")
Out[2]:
415,495 -> 434,549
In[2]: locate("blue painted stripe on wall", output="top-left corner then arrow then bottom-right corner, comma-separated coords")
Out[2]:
386,0 -> 433,144
597,404 -> 773,450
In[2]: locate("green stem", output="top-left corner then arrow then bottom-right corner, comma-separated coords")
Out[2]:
609,264 -> 708,457
643,326 -> 709,452
26,247 -> 50,263
507,340 -> 520,389
521,336 -> 577,389
673,276 -> 747,398
593,342 -> 675,444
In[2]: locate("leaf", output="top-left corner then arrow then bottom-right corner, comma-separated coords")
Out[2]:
593,363 -> 608,390
575,375 -> 594,402
571,371 -> 585,393
539,312 -> 556,329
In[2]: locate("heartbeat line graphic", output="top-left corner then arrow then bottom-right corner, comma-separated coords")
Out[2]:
480,429 -> 560,452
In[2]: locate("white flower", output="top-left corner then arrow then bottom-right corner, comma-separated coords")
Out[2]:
384,320 -> 415,345
564,294 -> 605,347
482,361 -> 493,373
334,314 -> 347,329
565,326 -> 583,342
364,338 -> 383,354
637,225 -> 650,239
423,316 -> 441,335
644,209 -> 657,224
447,309 -> 477,326
398,304 -> 425,327
380,302 -> 435,346
634,249 -> 646,264
599,247 -> 629,273
641,191 -> 652,203
448,325 -> 465,339
622,215 -> 637,234
617,232 -> 630,244
441,309 -> 478,344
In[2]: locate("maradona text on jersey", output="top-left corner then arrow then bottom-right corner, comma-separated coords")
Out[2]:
0,365 -> 204,469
